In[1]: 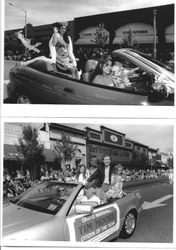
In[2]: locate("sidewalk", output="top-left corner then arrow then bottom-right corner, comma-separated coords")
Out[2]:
123,177 -> 168,188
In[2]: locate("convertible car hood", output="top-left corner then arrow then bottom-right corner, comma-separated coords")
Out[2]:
3,202 -> 52,237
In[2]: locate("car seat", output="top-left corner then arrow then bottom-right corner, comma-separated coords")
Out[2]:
82,59 -> 98,82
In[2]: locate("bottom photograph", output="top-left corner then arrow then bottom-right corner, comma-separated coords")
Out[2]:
2,121 -> 174,244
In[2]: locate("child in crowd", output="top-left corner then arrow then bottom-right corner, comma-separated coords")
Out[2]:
76,164 -> 89,185
106,163 -> 124,199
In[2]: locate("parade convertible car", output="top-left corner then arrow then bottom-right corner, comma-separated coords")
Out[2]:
3,180 -> 143,242
6,49 -> 174,105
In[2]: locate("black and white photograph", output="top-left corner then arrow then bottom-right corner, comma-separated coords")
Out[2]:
3,0 -> 174,105
2,120 -> 174,245
1,0 -> 175,249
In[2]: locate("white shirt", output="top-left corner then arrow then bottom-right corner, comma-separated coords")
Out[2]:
78,174 -> 87,185
80,195 -> 101,205
104,166 -> 110,184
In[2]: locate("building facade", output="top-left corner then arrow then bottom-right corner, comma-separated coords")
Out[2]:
4,123 -> 171,175
86,126 -> 149,169
74,4 -> 174,56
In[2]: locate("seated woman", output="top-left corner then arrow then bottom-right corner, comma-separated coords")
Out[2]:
111,60 -> 140,88
92,54 -> 115,87
106,164 -> 125,199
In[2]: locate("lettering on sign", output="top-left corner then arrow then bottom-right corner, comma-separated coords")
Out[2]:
123,30 -> 148,34
74,206 -> 118,241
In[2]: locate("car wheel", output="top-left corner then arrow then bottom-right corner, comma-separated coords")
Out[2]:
16,93 -> 32,104
119,210 -> 137,239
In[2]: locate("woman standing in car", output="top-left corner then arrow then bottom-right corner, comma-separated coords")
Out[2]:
20,22 -> 79,79
52,22 -> 78,78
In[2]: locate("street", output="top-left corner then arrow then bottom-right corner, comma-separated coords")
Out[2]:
116,180 -> 173,243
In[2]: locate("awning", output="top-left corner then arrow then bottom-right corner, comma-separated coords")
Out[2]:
4,144 -> 23,160
75,26 -> 109,45
4,144 -> 56,162
113,23 -> 158,44
165,24 -> 174,43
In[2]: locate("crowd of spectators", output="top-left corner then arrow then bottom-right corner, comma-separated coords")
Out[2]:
5,46 -> 174,73
3,164 -> 171,198
75,46 -> 174,72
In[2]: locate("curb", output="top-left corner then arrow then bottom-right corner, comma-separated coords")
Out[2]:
123,177 -> 168,188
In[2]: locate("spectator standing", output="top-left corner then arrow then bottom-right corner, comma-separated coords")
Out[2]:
168,167 -> 174,184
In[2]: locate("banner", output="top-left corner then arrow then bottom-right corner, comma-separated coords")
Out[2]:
67,203 -> 120,242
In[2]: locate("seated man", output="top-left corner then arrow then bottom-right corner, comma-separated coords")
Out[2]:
77,182 -> 101,207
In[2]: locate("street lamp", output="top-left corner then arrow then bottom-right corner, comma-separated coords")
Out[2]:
9,2 -> 27,39
153,9 -> 157,59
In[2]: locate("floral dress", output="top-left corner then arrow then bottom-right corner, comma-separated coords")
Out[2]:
106,174 -> 123,199
55,37 -> 74,70
112,64 -> 131,88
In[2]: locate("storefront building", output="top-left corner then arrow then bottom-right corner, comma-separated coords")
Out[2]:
74,4 -> 174,56
3,123 -> 87,174
5,20 -> 74,56
4,123 -> 171,174
5,4 -> 174,58
40,123 -> 87,169
86,126 -> 148,169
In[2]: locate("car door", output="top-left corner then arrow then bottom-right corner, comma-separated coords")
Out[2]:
64,202 -> 120,242
28,69 -> 62,103
52,74 -> 173,106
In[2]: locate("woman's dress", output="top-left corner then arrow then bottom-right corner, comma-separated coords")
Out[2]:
55,37 -> 74,70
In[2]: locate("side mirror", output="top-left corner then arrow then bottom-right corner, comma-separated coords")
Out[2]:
75,204 -> 93,214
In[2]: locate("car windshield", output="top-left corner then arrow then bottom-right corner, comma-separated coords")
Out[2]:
126,50 -> 174,73
10,181 -> 78,215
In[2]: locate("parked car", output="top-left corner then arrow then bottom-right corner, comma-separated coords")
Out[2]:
6,49 -> 174,105
3,180 -> 143,242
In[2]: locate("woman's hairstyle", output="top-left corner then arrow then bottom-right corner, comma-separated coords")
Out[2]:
52,22 -> 59,28
76,164 -> 87,179
114,163 -> 123,172
91,54 -> 112,81
54,22 -> 69,44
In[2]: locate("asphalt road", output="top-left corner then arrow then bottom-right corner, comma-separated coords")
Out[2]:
116,180 -> 173,243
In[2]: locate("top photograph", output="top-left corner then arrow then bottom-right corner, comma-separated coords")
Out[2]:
4,1 -> 174,105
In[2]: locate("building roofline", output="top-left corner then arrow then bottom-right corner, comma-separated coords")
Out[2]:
49,123 -> 86,136
100,126 -> 126,136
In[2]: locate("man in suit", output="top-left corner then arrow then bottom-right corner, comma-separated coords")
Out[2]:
87,154 -> 114,192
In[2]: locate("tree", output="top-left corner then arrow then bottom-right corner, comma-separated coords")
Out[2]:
53,132 -> 78,169
121,29 -> 138,49
17,125 -> 45,180
94,23 -> 109,47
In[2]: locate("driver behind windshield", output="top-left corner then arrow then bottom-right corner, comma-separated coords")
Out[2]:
111,60 -> 139,88
92,54 -> 139,88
